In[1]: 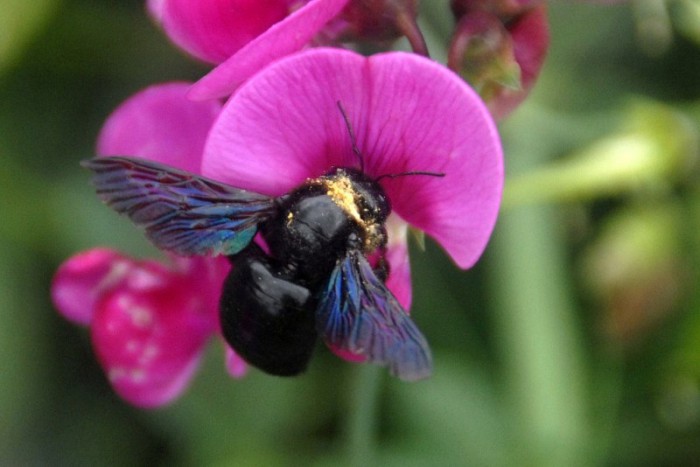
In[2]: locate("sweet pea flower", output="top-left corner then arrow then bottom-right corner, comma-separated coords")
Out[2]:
52,83 -> 246,408
201,47 -> 503,321
55,49 -> 502,404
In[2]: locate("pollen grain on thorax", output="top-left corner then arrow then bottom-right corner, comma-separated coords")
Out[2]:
324,174 -> 362,223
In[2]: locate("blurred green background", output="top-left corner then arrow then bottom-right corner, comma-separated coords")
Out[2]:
2,0 -> 700,465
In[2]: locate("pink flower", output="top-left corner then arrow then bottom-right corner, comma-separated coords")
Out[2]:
201,48 -> 504,311
96,82 -> 220,172
52,83 -> 247,407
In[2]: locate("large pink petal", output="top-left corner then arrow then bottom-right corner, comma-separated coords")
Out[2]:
202,49 -> 367,194
203,48 -> 502,269
188,0 -> 350,101
358,53 -> 503,269
149,0 -> 292,64
97,82 -> 221,173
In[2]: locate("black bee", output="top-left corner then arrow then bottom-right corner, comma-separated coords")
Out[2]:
83,113 -> 434,381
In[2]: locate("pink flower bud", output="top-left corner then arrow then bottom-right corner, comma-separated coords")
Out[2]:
448,4 -> 549,119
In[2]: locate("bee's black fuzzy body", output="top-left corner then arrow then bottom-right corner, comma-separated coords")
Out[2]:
221,168 -> 390,375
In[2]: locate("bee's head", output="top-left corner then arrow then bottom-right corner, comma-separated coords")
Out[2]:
325,167 -> 390,225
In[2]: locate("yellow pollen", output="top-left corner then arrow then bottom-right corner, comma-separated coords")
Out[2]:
325,176 -> 361,223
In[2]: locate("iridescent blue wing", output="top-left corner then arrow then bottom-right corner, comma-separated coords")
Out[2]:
82,156 -> 276,256
316,251 -> 432,381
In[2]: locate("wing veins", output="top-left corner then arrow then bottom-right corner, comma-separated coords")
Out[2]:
317,252 -> 432,381
83,156 -> 276,256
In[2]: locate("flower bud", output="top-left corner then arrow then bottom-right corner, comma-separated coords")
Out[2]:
448,4 -> 548,119
448,11 -> 521,100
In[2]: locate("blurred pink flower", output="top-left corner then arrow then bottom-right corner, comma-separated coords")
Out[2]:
53,249 -> 235,407
52,83 -> 247,407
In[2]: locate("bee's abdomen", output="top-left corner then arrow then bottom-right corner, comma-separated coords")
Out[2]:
220,249 -> 317,376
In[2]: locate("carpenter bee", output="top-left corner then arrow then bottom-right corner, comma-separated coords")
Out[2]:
82,111 -> 436,381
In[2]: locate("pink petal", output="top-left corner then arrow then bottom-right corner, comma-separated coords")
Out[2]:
203,48 -> 503,268
149,0 -> 293,64
188,0 -> 350,101
91,264 -> 216,408
359,53 -> 503,269
168,255 -> 231,318
51,248 -> 134,325
54,251 -> 230,407
225,346 -> 249,378
202,48 -> 366,195
97,82 -> 222,173
384,214 -> 412,310
330,347 -> 367,363
510,7 -> 549,99
146,0 -> 165,19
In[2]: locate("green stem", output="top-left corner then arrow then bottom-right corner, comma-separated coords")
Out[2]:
344,364 -> 382,467
488,107 -> 591,466
490,204 -> 589,466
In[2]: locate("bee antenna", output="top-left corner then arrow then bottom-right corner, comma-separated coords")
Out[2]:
336,101 -> 364,172
375,171 -> 446,182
